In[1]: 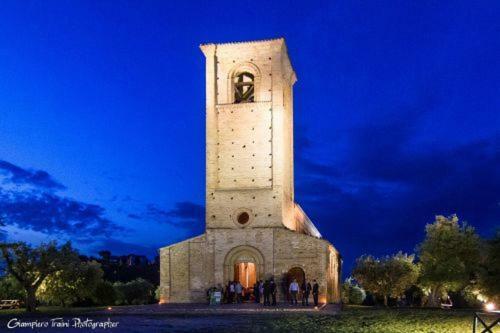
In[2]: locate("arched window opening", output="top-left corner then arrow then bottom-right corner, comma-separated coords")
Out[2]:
234,72 -> 254,103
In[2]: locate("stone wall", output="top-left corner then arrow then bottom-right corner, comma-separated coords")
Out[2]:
159,228 -> 341,304
201,38 -> 297,232
159,39 -> 342,305
159,234 -> 207,303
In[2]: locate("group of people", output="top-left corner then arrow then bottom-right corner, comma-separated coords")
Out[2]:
208,278 -> 320,306
288,278 -> 320,306
226,280 -> 247,304
252,279 -> 278,305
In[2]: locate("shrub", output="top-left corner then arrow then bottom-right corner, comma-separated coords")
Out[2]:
0,275 -> 25,300
342,278 -> 366,305
92,280 -> 116,305
350,285 -> 366,305
113,278 -> 155,305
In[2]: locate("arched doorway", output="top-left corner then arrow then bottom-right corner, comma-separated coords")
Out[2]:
282,267 -> 306,303
287,267 -> 305,287
224,245 -> 264,288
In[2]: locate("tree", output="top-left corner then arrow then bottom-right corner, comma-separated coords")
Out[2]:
114,278 -> 155,305
37,260 -> 103,306
0,241 -> 79,312
478,230 -> 500,304
342,278 -> 366,305
417,215 -> 481,307
0,275 -> 25,300
353,252 -> 419,306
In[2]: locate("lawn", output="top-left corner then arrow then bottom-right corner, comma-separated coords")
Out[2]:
0,305 -> 495,332
0,305 -> 105,316
262,306 -> 486,333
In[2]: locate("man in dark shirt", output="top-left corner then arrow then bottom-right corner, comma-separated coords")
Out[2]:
312,279 -> 319,307
270,279 -> 277,306
263,280 -> 271,306
301,281 -> 311,306
253,281 -> 260,303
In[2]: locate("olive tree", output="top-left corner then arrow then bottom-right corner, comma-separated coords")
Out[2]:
417,215 -> 481,307
37,260 -> 103,306
0,241 -> 79,312
353,252 -> 419,306
478,230 -> 500,304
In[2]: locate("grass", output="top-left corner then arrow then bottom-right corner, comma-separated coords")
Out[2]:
0,305 -> 105,316
0,305 -> 494,332
261,306 -> 485,333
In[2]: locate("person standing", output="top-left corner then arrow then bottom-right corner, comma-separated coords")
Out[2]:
259,280 -> 264,304
263,279 -> 271,306
229,281 -> 235,304
289,279 -> 299,305
281,275 -> 289,303
312,279 -> 319,307
253,281 -> 260,303
270,279 -> 277,306
235,281 -> 243,303
301,280 -> 311,306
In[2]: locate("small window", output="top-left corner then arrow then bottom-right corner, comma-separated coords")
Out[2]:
234,72 -> 254,103
237,212 -> 250,225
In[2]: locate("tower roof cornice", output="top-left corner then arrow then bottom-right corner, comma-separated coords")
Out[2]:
200,37 -> 285,48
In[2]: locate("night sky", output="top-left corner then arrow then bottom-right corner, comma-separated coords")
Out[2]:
0,1 -> 499,275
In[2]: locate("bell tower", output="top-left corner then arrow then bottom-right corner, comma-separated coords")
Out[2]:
200,38 -> 297,231
160,38 -> 341,304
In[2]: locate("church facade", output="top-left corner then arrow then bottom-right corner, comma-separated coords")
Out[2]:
159,38 -> 341,304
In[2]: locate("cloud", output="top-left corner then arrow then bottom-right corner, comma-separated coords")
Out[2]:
0,160 -> 66,190
129,201 -> 204,236
0,190 -> 121,239
295,110 -> 500,274
0,159 -> 202,258
152,201 -> 204,222
0,160 -> 123,242
85,238 -> 158,258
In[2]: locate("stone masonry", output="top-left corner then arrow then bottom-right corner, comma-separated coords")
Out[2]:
159,38 -> 341,304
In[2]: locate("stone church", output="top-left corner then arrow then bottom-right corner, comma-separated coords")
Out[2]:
159,38 -> 341,304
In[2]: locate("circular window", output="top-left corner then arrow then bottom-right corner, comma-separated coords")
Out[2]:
232,208 -> 253,227
237,212 -> 250,225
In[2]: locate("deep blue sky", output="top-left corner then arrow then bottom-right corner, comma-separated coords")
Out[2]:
0,1 -> 499,274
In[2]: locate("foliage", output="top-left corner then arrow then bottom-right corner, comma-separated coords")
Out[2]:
0,241 -> 80,312
353,252 -> 419,306
478,229 -> 500,303
417,215 -> 481,307
342,278 -> 366,305
266,306 -> 474,333
113,278 -> 155,305
0,274 -> 25,300
442,285 -> 483,308
404,285 -> 425,307
92,280 -> 117,306
97,251 -> 159,285
37,260 -> 103,307
154,285 -> 162,302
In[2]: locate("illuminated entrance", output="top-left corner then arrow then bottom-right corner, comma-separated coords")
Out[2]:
224,245 -> 264,286
234,262 -> 256,288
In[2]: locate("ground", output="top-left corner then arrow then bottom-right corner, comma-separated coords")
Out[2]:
0,305 -> 494,332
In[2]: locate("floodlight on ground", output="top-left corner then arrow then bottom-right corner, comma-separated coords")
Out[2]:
485,302 -> 496,312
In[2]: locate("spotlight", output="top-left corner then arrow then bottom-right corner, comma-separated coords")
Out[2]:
485,303 -> 495,312
107,306 -> 112,310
